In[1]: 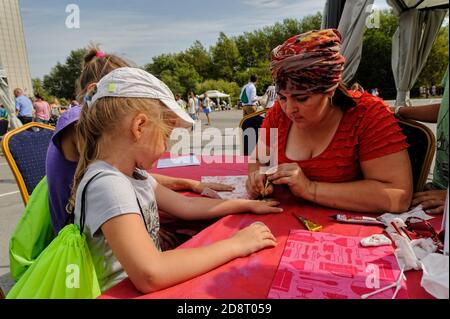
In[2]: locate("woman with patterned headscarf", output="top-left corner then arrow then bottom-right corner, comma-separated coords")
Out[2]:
246,29 -> 413,213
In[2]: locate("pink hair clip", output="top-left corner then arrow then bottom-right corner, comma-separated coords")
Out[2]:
96,51 -> 106,58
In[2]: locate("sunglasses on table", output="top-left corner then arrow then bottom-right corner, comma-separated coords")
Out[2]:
405,217 -> 444,248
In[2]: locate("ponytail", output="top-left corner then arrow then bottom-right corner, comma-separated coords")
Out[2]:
66,104 -> 101,214
76,44 -> 131,103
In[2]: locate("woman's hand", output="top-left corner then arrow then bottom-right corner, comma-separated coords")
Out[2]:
230,222 -> 277,257
246,170 -> 274,199
266,163 -> 312,198
191,182 -> 235,194
412,189 -> 447,214
247,199 -> 283,214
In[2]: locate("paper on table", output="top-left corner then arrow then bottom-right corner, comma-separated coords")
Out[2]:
201,176 -> 250,200
156,155 -> 200,169
268,230 -> 407,299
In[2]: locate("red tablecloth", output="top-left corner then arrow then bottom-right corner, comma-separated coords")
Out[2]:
99,155 -> 440,299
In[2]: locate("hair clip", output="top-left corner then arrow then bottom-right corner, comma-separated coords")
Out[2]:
96,51 -> 106,58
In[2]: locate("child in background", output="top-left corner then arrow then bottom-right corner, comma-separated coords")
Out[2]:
70,67 -> 281,293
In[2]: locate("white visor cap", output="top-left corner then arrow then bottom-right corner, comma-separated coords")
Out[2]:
91,67 -> 194,128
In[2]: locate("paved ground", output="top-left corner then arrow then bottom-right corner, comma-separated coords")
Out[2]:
0,99 -> 439,295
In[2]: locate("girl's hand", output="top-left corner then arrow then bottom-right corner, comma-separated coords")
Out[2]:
412,189 -> 447,214
267,163 -> 312,198
246,171 -> 274,199
192,182 -> 235,194
247,199 -> 283,214
230,222 -> 277,257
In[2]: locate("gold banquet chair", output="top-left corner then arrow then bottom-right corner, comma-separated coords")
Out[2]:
398,118 -> 436,192
239,109 -> 268,156
1,122 -> 55,205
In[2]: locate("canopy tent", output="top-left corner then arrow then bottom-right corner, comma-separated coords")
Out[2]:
0,63 -> 22,130
322,0 -> 377,83
198,90 -> 232,109
322,0 -> 448,105
389,1 -> 447,105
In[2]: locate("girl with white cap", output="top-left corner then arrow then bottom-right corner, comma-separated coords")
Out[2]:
69,67 -> 282,293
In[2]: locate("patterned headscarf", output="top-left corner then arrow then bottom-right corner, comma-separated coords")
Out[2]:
271,29 -> 345,96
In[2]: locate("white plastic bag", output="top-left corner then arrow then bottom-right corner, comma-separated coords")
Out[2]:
421,253 -> 449,299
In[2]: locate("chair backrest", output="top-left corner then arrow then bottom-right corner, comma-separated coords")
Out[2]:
398,119 -> 436,192
1,122 -> 55,204
239,109 -> 268,156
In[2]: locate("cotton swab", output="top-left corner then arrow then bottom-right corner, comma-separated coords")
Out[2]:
361,267 -> 405,299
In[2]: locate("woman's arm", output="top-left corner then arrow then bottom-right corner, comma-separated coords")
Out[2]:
155,184 -> 282,220
102,214 -> 276,293
268,151 -> 413,213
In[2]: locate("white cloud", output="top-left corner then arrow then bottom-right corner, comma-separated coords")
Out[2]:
243,0 -> 284,8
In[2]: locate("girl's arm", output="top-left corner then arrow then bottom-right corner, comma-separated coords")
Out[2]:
151,173 -> 234,194
155,184 -> 282,220
101,214 -> 276,293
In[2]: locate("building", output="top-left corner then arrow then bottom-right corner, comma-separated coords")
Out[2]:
0,0 -> 33,98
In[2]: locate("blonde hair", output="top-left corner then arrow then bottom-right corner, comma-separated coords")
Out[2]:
76,44 -> 131,102
67,97 -> 172,213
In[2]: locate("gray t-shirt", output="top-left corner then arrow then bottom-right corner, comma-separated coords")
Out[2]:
74,160 -> 160,292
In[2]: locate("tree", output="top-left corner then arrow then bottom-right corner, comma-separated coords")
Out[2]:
32,78 -> 52,101
210,32 -> 241,81
235,61 -> 272,95
145,53 -> 180,78
234,30 -> 271,69
352,10 -> 398,99
43,48 -> 87,100
416,25 -> 449,89
145,54 -> 201,97
181,41 -> 213,80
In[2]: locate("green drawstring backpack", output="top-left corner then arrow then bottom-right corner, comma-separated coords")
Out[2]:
9,177 -> 55,281
7,173 -> 102,299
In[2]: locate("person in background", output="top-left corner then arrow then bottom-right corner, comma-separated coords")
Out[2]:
0,103 -> 9,136
371,88 -> 380,97
33,94 -> 51,124
202,92 -> 212,125
188,92 -> 197,120
194,94 -> 200,119
175,94 -> 187,112
240,75 -> 259,117
49,98 -> 61,119
14,88 -> 33,125
393,67 -> 448,214
246,29 -> 412,214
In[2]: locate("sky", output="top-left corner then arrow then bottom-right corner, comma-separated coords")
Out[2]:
20,0 -> 390,79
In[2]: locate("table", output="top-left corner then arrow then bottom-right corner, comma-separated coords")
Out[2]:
99,155 -> 440,299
